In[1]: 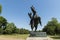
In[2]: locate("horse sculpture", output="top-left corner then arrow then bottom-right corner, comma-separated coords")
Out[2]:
28,6 -> 42,31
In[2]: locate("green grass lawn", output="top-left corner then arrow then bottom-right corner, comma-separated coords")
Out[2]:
0,34 -> 29,39
51,36 -> 60,39
0,34 -> 60,40
50,35 -> 60,39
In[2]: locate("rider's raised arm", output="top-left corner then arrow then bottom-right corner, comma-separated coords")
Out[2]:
30,5 -> 36,14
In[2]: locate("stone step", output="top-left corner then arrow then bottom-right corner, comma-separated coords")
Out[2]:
26,37 -> 53,40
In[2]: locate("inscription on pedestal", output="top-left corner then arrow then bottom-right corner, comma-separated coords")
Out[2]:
29,32 -> 47,37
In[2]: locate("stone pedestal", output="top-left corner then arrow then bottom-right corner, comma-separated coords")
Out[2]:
26,31 -> 53,40
29,31 -> 47,37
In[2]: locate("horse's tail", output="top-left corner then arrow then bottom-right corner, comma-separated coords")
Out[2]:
38,17 -> 42,26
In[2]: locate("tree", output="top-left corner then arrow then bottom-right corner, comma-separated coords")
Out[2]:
4,23 -> 16,34
20,28 -> 29,34
43,18 -> 58,35
55,23 -> 60,34
0,16 -> 7,34
0,16 -> 7,28
14,28 -> 29,34
0,5 -> 2,14
14,28 -> 20,34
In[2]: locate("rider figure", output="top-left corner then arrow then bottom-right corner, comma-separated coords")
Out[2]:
30,6 -> 37,26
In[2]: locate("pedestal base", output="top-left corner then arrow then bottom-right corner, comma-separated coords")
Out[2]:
26,31 -> 53,40
26,37 -> 53,40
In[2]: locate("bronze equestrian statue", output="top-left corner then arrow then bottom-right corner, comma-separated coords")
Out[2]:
28,6 -> 42,31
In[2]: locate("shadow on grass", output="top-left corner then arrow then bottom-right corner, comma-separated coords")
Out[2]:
51,36 -> 60,39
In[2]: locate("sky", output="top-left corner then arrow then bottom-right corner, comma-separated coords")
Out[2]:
0,0 -> 60,30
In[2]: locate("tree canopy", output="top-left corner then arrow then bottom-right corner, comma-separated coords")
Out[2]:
3,23 -> 16,34
43,18 -> 60,35
0,16 -> 7,28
